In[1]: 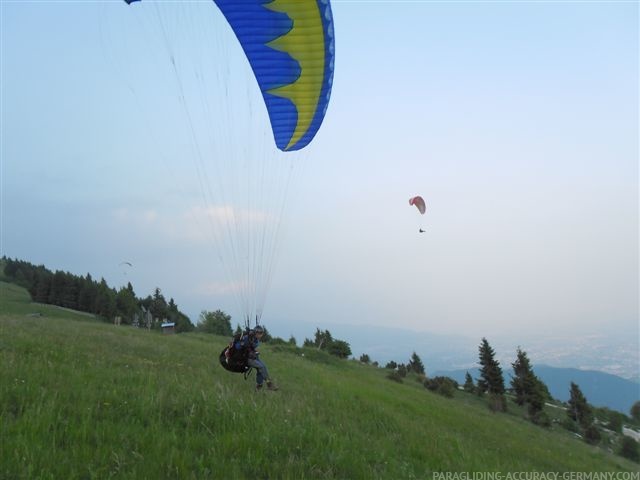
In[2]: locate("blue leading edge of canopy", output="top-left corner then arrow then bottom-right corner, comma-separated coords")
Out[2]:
124,0 -> 335,152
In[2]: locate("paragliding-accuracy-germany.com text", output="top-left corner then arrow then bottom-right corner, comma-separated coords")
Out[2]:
433,473 -> 639,480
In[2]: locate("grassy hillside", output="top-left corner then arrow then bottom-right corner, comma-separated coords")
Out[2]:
1,282 -> 637,478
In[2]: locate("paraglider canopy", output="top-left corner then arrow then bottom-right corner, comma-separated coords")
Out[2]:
409,196 -> 426,215
123,0 -> 335,152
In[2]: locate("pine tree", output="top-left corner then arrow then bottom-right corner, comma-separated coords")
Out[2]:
77,274 -> 97,313
510,347 -> 551,423
34,272 -> 51,303
567,382 -> 593,429
527,377 -> 549,425
463,372 -> 475,393
408,352 -> 425,375
511,347 -> 534,406
478,337 -> 506,411
631,401 -> 640,422
478,338 -> 505,395
116,284 -> 139,324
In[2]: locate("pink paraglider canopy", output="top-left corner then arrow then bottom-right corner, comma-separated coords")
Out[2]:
409,196 -> 426,214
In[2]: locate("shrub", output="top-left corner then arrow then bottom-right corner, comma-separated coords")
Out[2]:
424,376 -> 457,398
561,417 -> 580,434
387,370 -> 403,383
583,425 -> 601,445
531,410 -> 551,428
619,436 -> 640,463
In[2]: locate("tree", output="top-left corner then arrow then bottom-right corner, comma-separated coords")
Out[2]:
408,351 -> 425,375
60,273 -> 79,309
583,424 -> 601,445
463,372 -> 475,393
165,297 -> 194,332
116,283 -> 139,324
48,270 -> 67,306
631,401 -> 640,423
567,382 -> 593,429
258,326 -> 272,342
94,279 -> 117,320
305,328 -> 352,359
288,335 -> 297,346
33,271 -> 52,304
313,328 -> 333,350
511,347 -> 534,406
173,312 -> 195,333
150,288 -> 168,321
385,361 -> 398,370
510,347 -> 550,423
197,310 -> 232,336
328,339 -> 351,359
527,378 -> 550,426
359,354 -> 371,364
478,338 -> 506,412
77,274 -> 97,313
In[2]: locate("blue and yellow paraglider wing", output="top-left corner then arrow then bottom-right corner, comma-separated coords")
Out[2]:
123,0 -> 335,151
213,0 -> 335,151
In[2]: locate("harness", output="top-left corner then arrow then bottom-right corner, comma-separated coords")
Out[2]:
218,330 -> 256,380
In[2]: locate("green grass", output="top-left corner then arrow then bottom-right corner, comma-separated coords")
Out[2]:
1,282 -> 637,478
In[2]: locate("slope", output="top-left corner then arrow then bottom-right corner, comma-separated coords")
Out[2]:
1,282 -> 636,478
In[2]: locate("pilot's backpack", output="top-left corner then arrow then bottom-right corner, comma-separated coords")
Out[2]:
219,331 -> 252,375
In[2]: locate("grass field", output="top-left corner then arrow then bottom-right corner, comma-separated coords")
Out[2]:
1,281 -> 637,478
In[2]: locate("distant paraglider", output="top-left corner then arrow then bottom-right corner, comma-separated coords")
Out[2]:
119,261 -> 133,277
409,196 -> 427,233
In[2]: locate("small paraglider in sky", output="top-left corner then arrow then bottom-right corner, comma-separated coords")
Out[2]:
119,261 -> 133,277
409,196 -> 427,233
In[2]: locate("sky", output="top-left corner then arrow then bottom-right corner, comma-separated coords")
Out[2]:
1,1 -> 638,372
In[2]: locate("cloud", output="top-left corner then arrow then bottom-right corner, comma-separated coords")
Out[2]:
109,203 -> 277,248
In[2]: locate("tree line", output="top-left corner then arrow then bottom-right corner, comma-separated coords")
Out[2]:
2,257 -> 194,332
